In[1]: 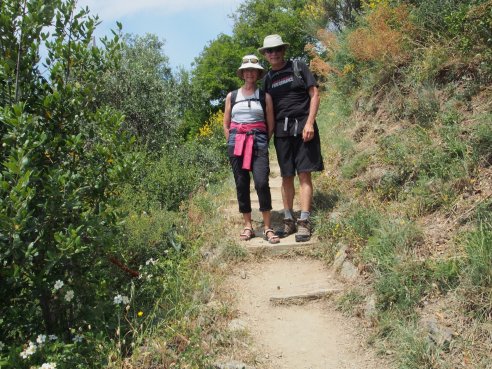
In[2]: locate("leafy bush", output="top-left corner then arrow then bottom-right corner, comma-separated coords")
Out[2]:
411,0 -> 466,35
128,142 -> 227,213
0,1 -> 143,367
100,34 -> 180,150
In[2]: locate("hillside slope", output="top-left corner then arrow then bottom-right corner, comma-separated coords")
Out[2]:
311,54 -> 491,369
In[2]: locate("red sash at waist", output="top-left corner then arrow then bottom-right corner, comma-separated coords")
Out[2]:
230,121 -> 267,170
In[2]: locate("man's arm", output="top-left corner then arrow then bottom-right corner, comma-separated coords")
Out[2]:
302,85 -> 320,142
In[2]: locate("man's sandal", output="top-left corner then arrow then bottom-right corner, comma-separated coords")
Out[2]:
240,227 -> 255,241
263,228 -> 280,244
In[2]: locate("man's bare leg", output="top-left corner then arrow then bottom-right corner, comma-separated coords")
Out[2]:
298,172 -> 313,213
296,172 -> 313,242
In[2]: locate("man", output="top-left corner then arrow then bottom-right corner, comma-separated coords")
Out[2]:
258,34 -> 324,242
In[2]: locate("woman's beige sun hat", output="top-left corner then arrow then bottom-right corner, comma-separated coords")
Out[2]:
237,54 -> 265,78
258,34 -> 290,54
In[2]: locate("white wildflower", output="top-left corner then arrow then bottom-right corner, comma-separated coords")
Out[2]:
113,294 -> 122,304
64,290 -> 74,302
53,280 -> 64,290
39,362 -> 57,369
145,258 -> 157,266
20,341 -> 36,359
72,334 -> 83,343
36,334 -> 47,345
48,335 -> 58,341
121,295 -> 130,305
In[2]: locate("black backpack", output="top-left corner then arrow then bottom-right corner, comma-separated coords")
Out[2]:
230,88 -> 267,119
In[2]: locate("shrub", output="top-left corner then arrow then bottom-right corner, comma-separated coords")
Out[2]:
411,0 -> 466,35
347,4 -> 413,64
127,142 -> 227,212
0,2 -> 142,367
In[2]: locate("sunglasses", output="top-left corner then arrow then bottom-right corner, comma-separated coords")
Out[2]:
242,57 -> 259,64
264,46 -> 284,54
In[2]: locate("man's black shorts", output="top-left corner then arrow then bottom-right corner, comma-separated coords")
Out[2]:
274,125 -> 324,177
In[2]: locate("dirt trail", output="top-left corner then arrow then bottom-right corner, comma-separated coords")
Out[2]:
222,161 -> 393,369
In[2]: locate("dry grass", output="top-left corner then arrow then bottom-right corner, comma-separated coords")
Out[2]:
347,4 -> 413,63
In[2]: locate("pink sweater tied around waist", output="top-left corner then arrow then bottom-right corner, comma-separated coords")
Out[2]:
230,121 -> 267,170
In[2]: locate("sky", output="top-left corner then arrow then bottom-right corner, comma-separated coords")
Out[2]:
77,0 -> 244,70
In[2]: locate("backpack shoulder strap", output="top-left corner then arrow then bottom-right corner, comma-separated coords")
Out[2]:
293,59 -> 301,79
258,89 -> 266,118
292,59 -> 306,88
230,89 -> 238,108
263,72 -> 272,92
230,89 -> 266,119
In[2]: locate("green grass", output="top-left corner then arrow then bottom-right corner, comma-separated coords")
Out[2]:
345,206 -> 382,240
363,219 -> 423,273
463,217 -> 492,318
471,115 -> 492,165
337,289 -> 366,315
341,151 -> 372,179
219,242 -> 249,262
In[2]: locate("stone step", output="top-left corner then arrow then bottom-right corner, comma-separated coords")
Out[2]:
242,229 -> 320,256
269,288 -> 343,305
225,159 -> 316,256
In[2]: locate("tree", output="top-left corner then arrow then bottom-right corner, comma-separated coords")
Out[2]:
231,0 -> 314,58
306,0 -> 362,32
0,1 -> 133,366
181,34 -> 245,137
99,33 -> 180,149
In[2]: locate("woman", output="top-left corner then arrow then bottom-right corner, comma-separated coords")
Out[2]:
223,54 -> 279,244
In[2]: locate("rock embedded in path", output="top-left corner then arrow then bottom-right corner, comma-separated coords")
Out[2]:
228,318 -> 248,332
340,260 -> 359,281
269,288 -> 342,305
421,316 -> 454,349
213,361 -> 255,369
331,243 -> 348,272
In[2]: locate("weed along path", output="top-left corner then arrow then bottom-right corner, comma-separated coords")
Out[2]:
217,160 -> 393,369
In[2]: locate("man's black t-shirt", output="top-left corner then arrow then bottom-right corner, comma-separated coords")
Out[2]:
262,60 -> 317,137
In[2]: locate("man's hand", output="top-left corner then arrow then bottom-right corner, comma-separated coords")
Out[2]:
302,123 -> 314,142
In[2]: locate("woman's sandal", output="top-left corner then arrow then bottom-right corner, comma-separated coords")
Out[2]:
263,228 -> 280,244
240,227 -> 255,241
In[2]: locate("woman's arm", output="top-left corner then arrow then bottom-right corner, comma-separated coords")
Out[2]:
223,92 -> 232,141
